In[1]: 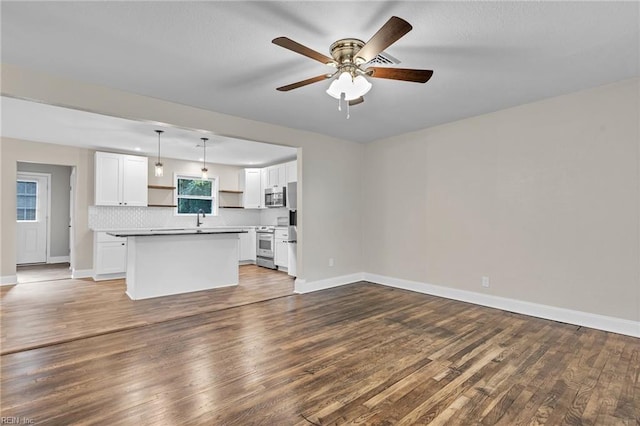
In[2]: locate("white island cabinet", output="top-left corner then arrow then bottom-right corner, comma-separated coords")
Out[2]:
95,151 -> 148,206
110,229 -> 247,300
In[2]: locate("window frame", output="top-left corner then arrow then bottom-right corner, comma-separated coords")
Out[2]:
174,173 -> 218,216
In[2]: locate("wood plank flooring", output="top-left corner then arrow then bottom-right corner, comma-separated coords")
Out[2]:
1,279 -> 638,425
16,262 -> 71,284
1,265 -> 294,354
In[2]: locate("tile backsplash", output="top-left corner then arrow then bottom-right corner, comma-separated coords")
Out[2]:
260,207 -> 290,226
88,206 -> 288,230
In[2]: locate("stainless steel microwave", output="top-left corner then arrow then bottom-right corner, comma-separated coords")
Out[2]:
265,186 -> 286,208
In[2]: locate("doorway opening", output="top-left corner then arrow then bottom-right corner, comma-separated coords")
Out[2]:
16,163 -> 73,284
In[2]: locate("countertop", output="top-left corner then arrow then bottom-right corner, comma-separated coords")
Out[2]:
108,228 -> 248,237
93,225 -> 257,232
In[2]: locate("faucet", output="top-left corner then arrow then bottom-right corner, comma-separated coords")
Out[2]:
196,209 -> 206,227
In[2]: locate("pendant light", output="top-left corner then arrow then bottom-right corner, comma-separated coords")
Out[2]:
201,137 -> 208,179
154,130 -> 164,177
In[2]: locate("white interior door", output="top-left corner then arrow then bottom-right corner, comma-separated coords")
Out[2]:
16,173 -> 49,264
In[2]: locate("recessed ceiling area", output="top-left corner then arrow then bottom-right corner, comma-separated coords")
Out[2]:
1,1 -> 637,143
0,96 -> 296,167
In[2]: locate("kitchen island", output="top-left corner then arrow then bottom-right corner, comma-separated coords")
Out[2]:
108,229 -> 247,300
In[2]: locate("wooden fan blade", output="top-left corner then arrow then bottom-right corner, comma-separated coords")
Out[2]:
367,67 -> 434,83
276,74 -> 331,91
355,16 -> 412,63
349,97 -> 364,106
272,37 -> 336,65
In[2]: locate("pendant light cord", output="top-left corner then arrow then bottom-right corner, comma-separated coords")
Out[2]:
201,137 -> 208,170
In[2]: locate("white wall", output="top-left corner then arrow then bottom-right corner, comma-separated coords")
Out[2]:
363,78 -> 640,323
0,64 -> 364,285
17,162 -> 72,259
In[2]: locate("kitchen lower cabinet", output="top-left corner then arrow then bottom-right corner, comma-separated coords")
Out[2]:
239,228 -> 256,263
274,228 -> 288,269
94,232 -> 127,279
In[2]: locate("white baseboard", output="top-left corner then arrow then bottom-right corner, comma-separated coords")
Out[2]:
364,273 -> 640,339
295,272 -> 364,294
71,269 -> 93,279
0,275 -> 17,286
93,272 -> 126,281
47,256 -> 70,264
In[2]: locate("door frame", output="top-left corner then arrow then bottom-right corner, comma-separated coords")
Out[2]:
16,171 -> 51,264
69,166 -> 76,271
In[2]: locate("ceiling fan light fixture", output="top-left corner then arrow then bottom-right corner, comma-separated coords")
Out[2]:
154,129 -> 164,177
326,71 -> 372,101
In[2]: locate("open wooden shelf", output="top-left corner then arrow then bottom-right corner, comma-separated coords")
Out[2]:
219,190 -> 243,194
147,204 -> 177,208
148,185 -> 176,190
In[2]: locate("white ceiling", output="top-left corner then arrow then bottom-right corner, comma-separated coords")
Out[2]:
1,1 -> 638,144
0,96 -> 296,167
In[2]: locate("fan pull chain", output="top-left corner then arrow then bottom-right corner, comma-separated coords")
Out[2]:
347,99 -> 350,119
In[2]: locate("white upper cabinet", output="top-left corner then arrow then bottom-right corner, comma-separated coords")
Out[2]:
267,167 -> 279,188
239,168 -> 262,209
95,152 -> 121,205
264,164 -> 287,188
277,165 -> 287,187
122,155 -> 148,206
286,160 -> 297,183
95,151 -> 148,206
241,159 -> 296,209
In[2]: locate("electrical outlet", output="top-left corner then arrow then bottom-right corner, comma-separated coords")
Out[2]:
482,276 -> 490,288
329,258 -> 334,267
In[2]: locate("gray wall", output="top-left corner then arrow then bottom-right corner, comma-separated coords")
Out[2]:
362,78 -> 639,322
17,162 -> 71,259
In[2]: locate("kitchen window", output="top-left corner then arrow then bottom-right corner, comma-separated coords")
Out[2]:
175,175 -> 217,215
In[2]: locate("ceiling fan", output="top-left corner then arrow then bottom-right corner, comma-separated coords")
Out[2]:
272,16 -> 433,112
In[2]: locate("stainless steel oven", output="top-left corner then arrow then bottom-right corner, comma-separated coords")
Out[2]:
256,226 -> 276,269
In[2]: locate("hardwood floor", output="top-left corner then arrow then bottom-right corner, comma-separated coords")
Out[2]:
16,262 -> 71,284
1,279 -> 638,424
1,265 -> 294,354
